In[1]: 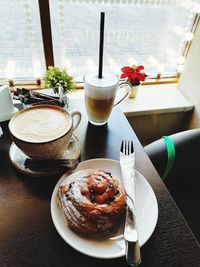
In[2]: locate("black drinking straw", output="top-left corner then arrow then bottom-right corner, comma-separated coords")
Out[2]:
98,12 -> 105,79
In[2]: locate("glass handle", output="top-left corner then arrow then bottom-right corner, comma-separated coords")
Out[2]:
114,82 -> 132,107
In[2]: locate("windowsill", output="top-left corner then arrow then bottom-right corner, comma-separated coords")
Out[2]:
13,84 -> 194,117
67,83 -> 194,117
119,83 -> 194,117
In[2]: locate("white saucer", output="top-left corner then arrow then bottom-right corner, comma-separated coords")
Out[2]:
9,134 -> 81,177
0,107 -> 18,122
51,158 -> 158,258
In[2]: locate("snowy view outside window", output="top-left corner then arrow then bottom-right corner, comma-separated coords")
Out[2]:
0,0 -> 199,80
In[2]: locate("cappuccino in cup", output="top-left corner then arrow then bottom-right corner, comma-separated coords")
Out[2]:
9,105 -> 81,160
84,73 -> 131,126
10,106 -> 71,143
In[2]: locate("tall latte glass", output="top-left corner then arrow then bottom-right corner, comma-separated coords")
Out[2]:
84,73 -> 131,126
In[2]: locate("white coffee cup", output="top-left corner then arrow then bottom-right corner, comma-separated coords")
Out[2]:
9,104 -> 81,160
83,72 -> 131,126
0,126 -> 3,137
0,85 -> 18,122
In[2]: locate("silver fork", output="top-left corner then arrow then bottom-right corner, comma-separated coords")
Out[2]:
120,140 -> 141,266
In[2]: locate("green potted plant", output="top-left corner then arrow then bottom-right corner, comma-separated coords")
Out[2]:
43,66 -> 76,94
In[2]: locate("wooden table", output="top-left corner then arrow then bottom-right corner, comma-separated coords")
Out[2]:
0,100 -> 200,267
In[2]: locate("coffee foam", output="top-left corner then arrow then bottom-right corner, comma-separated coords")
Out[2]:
10,106 -> 71,143
84,73 -> 118,100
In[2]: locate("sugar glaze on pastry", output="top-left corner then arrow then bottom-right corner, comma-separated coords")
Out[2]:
57,169 -> 126,234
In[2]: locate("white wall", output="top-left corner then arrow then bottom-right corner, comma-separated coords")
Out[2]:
178,20 -> 200,128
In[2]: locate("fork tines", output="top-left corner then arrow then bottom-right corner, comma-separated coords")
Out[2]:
120,140 -> 134,155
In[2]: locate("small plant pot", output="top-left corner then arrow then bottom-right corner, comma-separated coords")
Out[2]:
129,84 -> 140,98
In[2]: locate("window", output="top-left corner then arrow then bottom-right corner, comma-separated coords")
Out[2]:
0,0 -> 45,80
0,0 -> 199,82
50,0 -> 199,79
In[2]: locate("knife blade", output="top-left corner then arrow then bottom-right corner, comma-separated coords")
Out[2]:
120,149 -> 141,266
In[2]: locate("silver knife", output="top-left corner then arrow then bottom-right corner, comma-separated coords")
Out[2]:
124,203 -> 141,266
120,141 -> 141,266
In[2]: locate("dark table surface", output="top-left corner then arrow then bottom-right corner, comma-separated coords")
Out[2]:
0,99 -> 200,267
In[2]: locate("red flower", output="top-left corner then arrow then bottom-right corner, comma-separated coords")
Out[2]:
120,65 -> 146,86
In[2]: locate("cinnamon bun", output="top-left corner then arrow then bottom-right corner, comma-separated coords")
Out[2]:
57,169 -> 126,234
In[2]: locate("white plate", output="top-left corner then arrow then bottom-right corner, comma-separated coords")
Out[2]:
51,158 -> 158,259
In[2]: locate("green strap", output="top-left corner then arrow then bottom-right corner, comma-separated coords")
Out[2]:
162,136 -> 176,180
